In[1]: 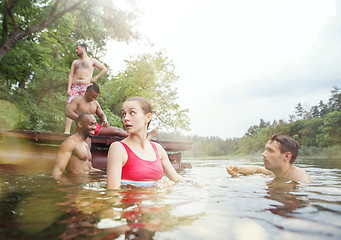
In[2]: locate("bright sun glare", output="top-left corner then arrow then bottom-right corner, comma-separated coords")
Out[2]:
106,0 -> 337,138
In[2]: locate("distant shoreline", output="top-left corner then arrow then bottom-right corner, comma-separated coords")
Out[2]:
182,155 -> 341,160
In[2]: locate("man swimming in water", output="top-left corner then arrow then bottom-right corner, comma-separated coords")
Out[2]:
226,134 -> 311,183
52,113 -> 101,179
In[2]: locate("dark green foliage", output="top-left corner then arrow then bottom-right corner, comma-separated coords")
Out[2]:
0,0 -> 189,132
0,0 -> 139,131
317,111 -> 341,147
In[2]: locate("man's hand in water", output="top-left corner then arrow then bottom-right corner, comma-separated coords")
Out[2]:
226,165 -> 269,177
226,165 -> 240,177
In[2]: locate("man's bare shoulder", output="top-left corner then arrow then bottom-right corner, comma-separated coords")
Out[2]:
72,59 -> 81,64
60,134 -> 79,149
90,57 -> 106,68
92,99 -> 100,106
71,95 -> 84,103
90,57 -> 101,64
290,166 -> 312,183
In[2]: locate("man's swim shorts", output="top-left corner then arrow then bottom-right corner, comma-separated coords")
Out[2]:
94,123 -> 103,136
67,84 -> 92,104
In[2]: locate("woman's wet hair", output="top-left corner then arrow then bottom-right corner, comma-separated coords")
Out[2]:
125,97 -> 153,128
270,134 -> 301,164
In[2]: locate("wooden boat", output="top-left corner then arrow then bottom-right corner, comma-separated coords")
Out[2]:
0,130 -> 192,170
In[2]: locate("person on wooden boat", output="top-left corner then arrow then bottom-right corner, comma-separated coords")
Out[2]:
226,134 -> 311,183
65,83 -> 158,139
65,43 -> 108,134
52,113 -> 101,179
106,97 -> 184,189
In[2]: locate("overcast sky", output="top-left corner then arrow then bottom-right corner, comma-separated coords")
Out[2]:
103,0 -> 340,139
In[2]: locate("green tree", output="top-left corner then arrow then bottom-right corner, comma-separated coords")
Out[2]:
318,100 -> 329,117
310,105 -> 320,118
300,118 -> 323,146
328,86 -> 341,112
317,111 -> 341,147
0,0 -> 138,131
100,51 -> 190,131
253,127 -> 276,151
245,125 -> 260,137
244,119 -> 270,137
0,0 -> 136,61
295,103 -> 305,119
1,0 -> 137,92
287,120 -> 305,141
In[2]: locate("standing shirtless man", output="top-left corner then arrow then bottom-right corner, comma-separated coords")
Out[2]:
64,43 -> 108,134
53,113 -> 101,179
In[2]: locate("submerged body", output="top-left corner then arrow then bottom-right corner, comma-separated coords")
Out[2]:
53,113 -> 101,179
227,134 -> 311,183
1,158 -> 339,239
106,97 -> 183,189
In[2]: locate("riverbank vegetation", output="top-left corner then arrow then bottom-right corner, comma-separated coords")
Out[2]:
157,86 -> 341,158
0,0 -> 190,132
0,1 -> 339,158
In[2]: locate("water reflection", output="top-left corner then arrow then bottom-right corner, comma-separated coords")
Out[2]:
2,171 -> 200,239
0,173 -> 69,238
297,158 -> 341,170
1,158 -> 341,239
265,180 -> 309,217
60,178 -> 166,239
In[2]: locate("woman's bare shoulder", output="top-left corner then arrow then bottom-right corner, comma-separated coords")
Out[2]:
110,141 -> 124,149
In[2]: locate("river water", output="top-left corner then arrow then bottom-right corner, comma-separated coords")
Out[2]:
0,157 -> 340,239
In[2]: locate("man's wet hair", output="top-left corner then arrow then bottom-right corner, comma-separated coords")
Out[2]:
87,82 -> 100,93
76,113 -> 92,124
270,134 -> 301,164
78,43 -> 87,52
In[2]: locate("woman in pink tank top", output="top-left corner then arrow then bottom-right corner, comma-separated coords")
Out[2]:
106,97 -> 184,189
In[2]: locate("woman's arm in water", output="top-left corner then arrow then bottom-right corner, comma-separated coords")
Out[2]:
156,143 -> 184,182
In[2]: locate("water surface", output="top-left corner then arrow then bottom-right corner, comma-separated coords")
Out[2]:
0,158 -> 340,239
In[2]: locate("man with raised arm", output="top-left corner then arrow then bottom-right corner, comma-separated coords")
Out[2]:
64,43 -> 108,134
226,134 -> 311,183
53,113 -> 101,179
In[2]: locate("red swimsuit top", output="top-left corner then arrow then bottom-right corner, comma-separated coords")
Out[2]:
120,141 -> 164,182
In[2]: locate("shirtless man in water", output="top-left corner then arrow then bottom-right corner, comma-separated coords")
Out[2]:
65,83 -> 158,139
53,113 -> 101,179
226,134 -> 311,183
64,43 -> 108,134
